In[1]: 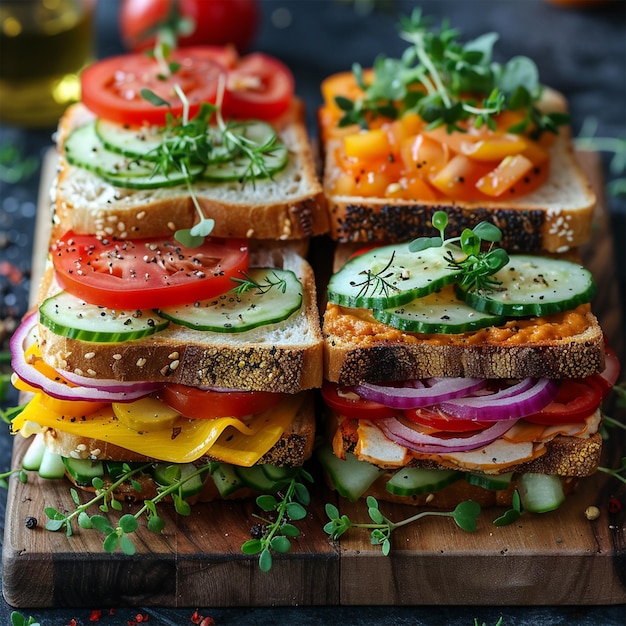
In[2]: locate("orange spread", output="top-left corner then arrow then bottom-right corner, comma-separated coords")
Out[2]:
324,303 -> 592,347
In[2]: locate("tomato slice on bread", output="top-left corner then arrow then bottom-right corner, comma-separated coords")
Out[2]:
404,406 -> 491,433
162,384 -> 283,420
51,232 -> 249,310
80,47 -> 229,126
321,380 -> 397,420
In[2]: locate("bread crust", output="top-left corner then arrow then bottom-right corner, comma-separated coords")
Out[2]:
52,100 -> 329,242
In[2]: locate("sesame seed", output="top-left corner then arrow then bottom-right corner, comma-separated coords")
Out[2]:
84,352 -> 95,359
87,369 -> 97,376
160,365 -> 170,376
136,358 -> 147,367
170,360 -> 180,371
74,368 -> 83,376
168,352 -> 180,359
113,354 -> 122,360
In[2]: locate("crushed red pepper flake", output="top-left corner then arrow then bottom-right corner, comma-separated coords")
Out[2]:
89,608 -> 102,621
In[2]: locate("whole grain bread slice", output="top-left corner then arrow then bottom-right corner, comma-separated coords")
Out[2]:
320,88 -> 596,253
37,246 -> 324,393
52,99 -> 328,242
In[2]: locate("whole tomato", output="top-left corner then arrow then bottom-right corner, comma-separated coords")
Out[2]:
119,0 -> 260,53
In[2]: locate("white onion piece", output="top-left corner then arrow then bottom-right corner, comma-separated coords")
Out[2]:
355,377 -> 486,409
438,378 -> 559,421
10,313 -> 156,403
377,417 -> 519,454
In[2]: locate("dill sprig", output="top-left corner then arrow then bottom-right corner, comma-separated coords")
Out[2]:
351,251 -> 401,300
231,270 -> 289,296
336,8 -> 569,138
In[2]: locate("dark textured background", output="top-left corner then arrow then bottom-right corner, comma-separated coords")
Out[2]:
1,1 -> 625,623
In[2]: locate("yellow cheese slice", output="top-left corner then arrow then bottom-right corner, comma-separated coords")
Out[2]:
12,392 -> 304,467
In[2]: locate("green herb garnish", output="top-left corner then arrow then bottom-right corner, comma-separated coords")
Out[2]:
324,496 -> 481,555
231,270 -> 290,296
336,8 -> 569,138
409,210 -> 509,293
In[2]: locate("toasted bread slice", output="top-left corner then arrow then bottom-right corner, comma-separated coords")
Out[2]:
37,246 -> 324,392
321,88 -> 596,253
52,99 -> 328,242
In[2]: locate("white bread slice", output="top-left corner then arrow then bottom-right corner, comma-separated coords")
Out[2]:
52,99 -> 328,242
37,246 -> 324,393
321,88 -> 596,253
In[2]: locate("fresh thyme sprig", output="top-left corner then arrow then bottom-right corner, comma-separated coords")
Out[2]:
409,210 -> 509,293
231,270 -> 289,296
324,496 -> 481,555
597,457 -> 626,486
336,8 -> 569,138
241,468 -> 314,572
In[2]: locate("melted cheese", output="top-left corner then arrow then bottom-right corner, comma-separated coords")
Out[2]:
12,393 -> 304,467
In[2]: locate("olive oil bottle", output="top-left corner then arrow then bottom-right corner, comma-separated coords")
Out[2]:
0,0 -> 94,127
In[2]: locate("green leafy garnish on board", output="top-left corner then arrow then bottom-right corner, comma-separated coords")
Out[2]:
336,8 -> 570,138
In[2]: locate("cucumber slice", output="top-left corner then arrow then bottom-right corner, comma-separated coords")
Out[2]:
261,464 -> 298,484
200,121 -> 288,181
385,467 -> 461,497
65,121 -> 204,189
39,290 -> 169,343
235,465 -> 280,492
517,473 -> 565,513
327,242 -> 463,310
456,255 -> 596,317
21,433 -> 46,471
62,457 -> 104,485
39,450 -> 67,479
317,443 -> 383,502
372,286 -> 507,333
465,471 -> 514,491
159,267 -> 302,332
152,463 -> 205,499
210,463 -> 244,498
105,461 -> 131,483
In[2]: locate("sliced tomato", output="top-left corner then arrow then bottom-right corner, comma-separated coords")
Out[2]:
590,346 -> 621,397
404,406 -> 491,432
80,47 -> 229,126
321,380 -> 397,420
51,232 -> 248,310
524,378 -> 603,425
162,384 -> 282,420
225,53 -> 294,120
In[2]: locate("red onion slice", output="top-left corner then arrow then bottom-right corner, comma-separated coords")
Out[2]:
438,378 -> 559,421
10,313 -> 157,403
355,377 -> 486,409
60,368 -> 162,394
377,416 -> 518,453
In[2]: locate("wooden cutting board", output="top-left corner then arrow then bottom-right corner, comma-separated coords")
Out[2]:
2,152 -> 624,608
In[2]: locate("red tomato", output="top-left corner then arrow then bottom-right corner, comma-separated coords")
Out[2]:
162,384 -> 282,420
590,346 -> 621,397
120,0 -> 259,54
523,378 -> 603,425
51,232 -> 249,310
80,47 -> 228,125
226,53 -> 295,120
404,406 -> 491,432
321,380 -> 397,420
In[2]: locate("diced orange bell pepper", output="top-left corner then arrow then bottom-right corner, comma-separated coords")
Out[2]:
429,154 -> 492,200
400,133 -> 450,177
344,128 -> 391,160
475,154 -> 534,197
460,133 -> 527,162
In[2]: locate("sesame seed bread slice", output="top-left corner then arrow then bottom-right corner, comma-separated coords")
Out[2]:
37,245 -> 324,393
52,99 -> 328,242
320,88 -> 596,253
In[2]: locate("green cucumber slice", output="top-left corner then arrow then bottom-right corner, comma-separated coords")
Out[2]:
200,120 -> 288,181
152,463 -> 205,499
235,465 -> 280,492
317,443 -> 383,502
38,450 -> 68,479
261,464 -> 298,484
465,471 -> 514,491
372,286 -> 507,333
456,255 -> 596,317
22,433 -> 46,471
210,463 -> 244,498
159,267 -> 302,332
517,473 -> 565,513
327,242 -> 463,310
39,290 -> 169,343
62,457 -> 104,485
385,467 -> 461,497
65,121 -> 204,189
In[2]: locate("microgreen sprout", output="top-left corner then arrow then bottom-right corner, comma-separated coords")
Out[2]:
241,468 -> 314,572
336,8 -> 569,138
231,270 -> 289,296
324,496 -> 481,555
409,210 -> 509,292
597,456 -> 626,486
10,611 -> 40,626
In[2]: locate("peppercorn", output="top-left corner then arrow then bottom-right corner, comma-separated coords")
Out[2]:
24,516 -> 38,529
250,523 -> 266,539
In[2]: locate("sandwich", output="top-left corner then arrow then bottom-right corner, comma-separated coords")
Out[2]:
9,43 -> 326,507
315,11 -> 619,516
318,9 -> 595,254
